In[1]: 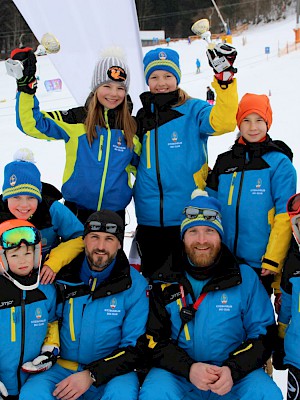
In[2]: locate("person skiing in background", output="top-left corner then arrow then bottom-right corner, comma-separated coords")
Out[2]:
206,86 -> 215,104
10,47 -> 141,224
206,93 -> 296,304
139,192 -> 282,400
0,148 -> 84,284
133,45 -> 238,278
273,193 -> 300,399
0,219 -> 59,399
196,58 -> 201,73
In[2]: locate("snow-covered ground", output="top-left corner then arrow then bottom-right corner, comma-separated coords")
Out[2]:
1,10 -> 299,398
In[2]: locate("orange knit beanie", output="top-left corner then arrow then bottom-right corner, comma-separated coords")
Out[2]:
236,93 -> 273,130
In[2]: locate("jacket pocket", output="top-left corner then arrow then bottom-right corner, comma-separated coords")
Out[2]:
146,131 -> 151,169
11,307 -> 16,342
69,299 -> 76,341
98,135 -> 104,161
228,172 -> 237,205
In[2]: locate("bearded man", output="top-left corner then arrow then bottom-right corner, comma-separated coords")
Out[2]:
20,210 -> 149,400
139,192 -> 282,400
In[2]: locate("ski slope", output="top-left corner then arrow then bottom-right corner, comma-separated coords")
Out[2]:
0,10 -> 299,398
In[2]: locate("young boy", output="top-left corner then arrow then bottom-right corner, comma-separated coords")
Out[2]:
133,46 -> 238,278
0,219 -> 59,399
206,93 -> 296,298
0,148 -> 84,284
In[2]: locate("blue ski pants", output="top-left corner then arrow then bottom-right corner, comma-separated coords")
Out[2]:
139,367 -> 283,400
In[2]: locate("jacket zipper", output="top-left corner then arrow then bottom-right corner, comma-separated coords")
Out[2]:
233,167 -> 246,255
17,295 -> 26,391
154,107 -> 164,227
97,111 -> 111,210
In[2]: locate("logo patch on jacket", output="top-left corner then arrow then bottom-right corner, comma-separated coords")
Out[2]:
168,131 -> 182,149
31,308 -> 46,327
250,178 -> 265,195
105,298 -> 121,316
216,293 -> 232,312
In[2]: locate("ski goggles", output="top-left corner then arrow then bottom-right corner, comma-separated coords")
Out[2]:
0,226 -> 41,250
287,193 -> 300,216
183,207 -> 221,221
85,221 -> 122,235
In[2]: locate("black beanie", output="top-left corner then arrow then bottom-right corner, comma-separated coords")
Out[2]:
83,210 -> 124,243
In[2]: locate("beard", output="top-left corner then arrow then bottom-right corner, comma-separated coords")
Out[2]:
185,241 -> 221,268
86,249 -> 118,271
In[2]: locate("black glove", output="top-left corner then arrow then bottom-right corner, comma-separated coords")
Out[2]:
272,337 -> 287,370
207,43 -> 237,87
11,47 -> 37,94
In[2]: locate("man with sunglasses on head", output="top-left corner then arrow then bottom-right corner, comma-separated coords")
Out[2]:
0,219 -> 59,400
19,210 -> 149,400
139,190 -> 282,400
273,193 -> 300,399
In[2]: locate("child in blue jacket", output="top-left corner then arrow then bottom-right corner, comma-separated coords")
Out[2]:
0,149 -> 84,284
134,45 -> 238,278
206,93 -> 296,299
10,47 -> 140,224
0,219 -> 59,399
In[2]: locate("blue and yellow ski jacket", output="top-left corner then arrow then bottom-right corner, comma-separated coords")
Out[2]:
134,78 -> 238,227
145,245 -> 276,382
0,276 -> 57,396
206,135 -> 296,275
15,93 -> 141,212
55,250 -> 149,386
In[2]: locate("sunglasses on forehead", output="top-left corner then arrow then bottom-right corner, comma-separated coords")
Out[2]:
287,193 -> 300,215
183,206 -> 221,221
0,226 -> 41,250
86,220 -> 121,234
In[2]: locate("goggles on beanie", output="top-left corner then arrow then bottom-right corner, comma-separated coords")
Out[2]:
1,226 -> 41,250
84,220 -> 122,235
183,207 -> 221,221
0,221 -> 42,291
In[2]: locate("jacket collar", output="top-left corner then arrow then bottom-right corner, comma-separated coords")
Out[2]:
151,244 -> 242,293
56,249 -> 132,299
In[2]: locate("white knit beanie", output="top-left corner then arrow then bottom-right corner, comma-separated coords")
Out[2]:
90,47 -> 130,93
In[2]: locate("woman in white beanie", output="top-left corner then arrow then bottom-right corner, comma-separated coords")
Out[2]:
10,47 -> 140,224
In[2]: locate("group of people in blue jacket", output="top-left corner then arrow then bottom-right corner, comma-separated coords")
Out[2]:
0,36 -> 298,399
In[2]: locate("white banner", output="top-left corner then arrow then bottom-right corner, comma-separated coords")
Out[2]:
13,0 -> 146,112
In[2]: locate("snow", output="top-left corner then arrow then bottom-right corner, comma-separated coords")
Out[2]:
0,11 -> 299,397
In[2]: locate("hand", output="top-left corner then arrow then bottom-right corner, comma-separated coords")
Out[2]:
53,370 -> 94,400
189,362 -> 219,391
207,366 -> 233,396
274,293 -> 282,315
261,268 -> 276,277
11,47 -> 37,94
0,380 -> 8,400
40,265 -> 56,284
207,43 -> 237,86
22,345 -> 59,374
